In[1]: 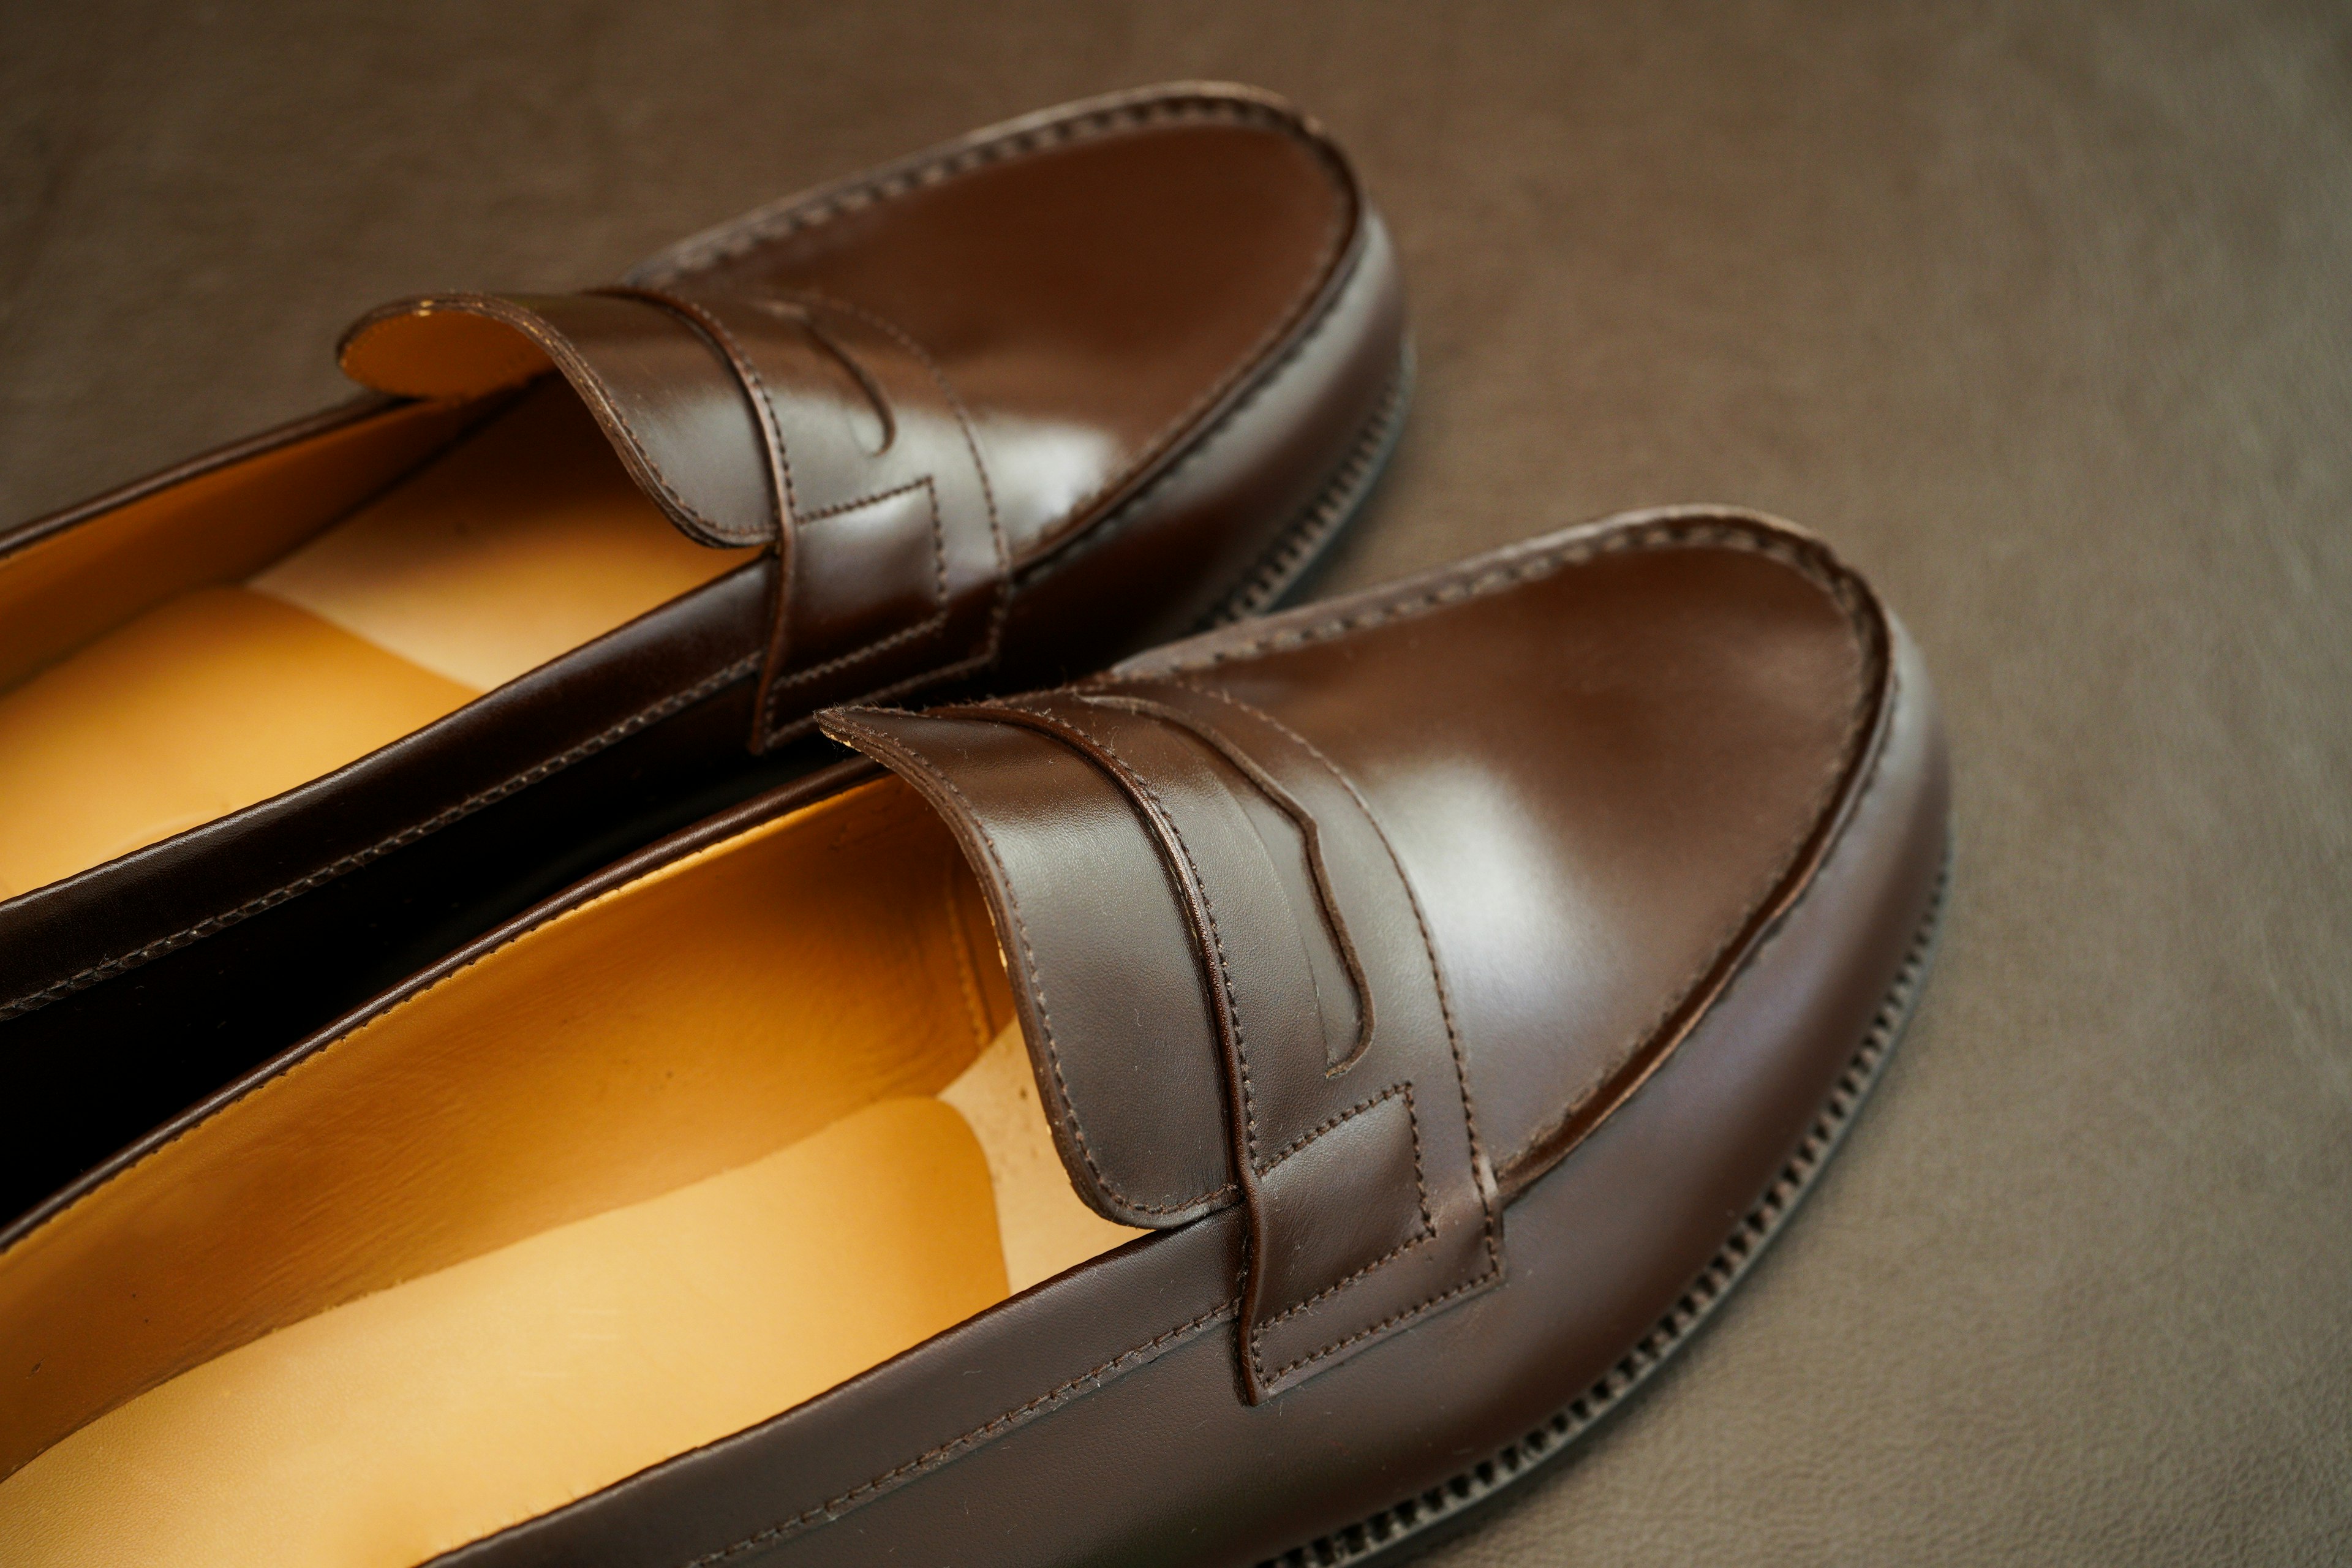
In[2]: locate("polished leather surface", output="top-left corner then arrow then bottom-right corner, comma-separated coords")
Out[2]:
10,10 -> 2347,1561
0,83 -> 1407,1227
831,689 -> 1506,1401
328,504 -> 1943,1566
339,284 -> 1006,747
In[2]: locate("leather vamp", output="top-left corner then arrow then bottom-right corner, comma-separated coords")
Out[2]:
629,96 -> 1359,560
824,509 -> 1888,1396
1112,516 -> 1887,1182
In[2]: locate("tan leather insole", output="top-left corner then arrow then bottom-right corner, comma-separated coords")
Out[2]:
0,587 -> 477,895
0,383 -> 753,899
0,780 -> 1143,1568
0,1041 -> 1132,1568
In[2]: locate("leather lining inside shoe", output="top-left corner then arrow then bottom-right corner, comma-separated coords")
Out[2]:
0,778 -> 1141,1567
0,381 -> 754,901
0,587 -> 478,896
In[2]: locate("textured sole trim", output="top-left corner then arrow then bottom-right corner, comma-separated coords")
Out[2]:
1207,342 -> 1415,627
1259,844 -> 1953,1568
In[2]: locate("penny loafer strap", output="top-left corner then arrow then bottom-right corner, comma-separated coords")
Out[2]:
824,685 -> 1502,1400
339,287 -> 1007,751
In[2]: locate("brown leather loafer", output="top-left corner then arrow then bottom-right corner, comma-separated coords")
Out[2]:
0,507 -> 1947,1568
0,83 -> 1408,1223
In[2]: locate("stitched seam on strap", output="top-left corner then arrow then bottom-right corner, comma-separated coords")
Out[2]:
833,721 -> 1233,1220
0,652 -> 764,1021
1158,516 -> 1888,1202
593,396 -> 743,544
1256,1082 -> 1436,1331
1162,685 -> 1507,1384
794,292 -> 1009,621
554,293 -> 766,546
680,1299 -> 1240,1566
345,296 -> 748,545
676,296 -> 802,526
761,478 -> 952,696
1175,684 -> 1504,1215
758,295 -> 1008,744
767,607 -> 951,689
1269,1265 -> 1502,1384
1262,1080 -> 1409,1170
600,286 -> 799,545
1025,693 -> 1498,1387
1071,692 -> 1381,1077
1009,703 -> 1264,1167
797,473 -> 943,570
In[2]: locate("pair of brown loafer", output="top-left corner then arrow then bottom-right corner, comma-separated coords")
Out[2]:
0,86 -> 1948,1567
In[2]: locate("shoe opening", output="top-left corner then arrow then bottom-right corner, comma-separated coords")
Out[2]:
0,774 -> 1139,1567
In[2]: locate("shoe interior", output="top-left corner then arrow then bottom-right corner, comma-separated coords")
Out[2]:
0,380 -> 756,900
0,777 -> 1138,1567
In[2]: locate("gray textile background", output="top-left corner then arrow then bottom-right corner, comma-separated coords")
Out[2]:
4,2 -> 2347,1561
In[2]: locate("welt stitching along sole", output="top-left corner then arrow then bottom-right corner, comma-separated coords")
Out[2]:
1209,343 -> 1415,626
1260,845 -> 1953,1568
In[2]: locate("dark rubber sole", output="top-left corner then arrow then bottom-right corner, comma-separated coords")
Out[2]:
1260,843 -> 1954,1568
1208,341 -> 1416,627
